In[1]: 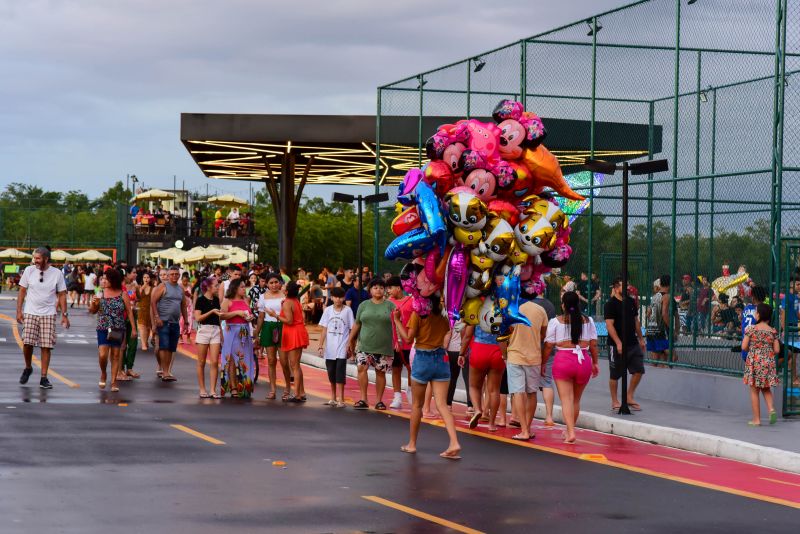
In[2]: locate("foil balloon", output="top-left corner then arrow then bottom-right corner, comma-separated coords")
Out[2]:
494,265 -> 531,339
445,189 -> 487,247
478,215 -> 516,262
385,227 -> 438,261
460,297 -> 482,325
443,244 -> 469,327
478,296 -> 504,336
492,99 -> 547,159
522,145 -> 585,201
400,262 -> 432,316
423,160 -> 456,196
391,206 -> 420,236
486,199 -> 520,227
455,119 -> 503,161
514,211 -> 556,257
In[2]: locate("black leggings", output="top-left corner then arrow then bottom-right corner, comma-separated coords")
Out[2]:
447,351 -> 472,407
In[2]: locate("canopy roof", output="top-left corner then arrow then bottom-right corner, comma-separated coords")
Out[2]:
181,113 -> 661,186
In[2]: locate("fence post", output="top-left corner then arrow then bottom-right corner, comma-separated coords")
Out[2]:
669,0 -> 682,363
693,50 -> 702,349
587,15 -> 598,300
647,101 -> 655,303
520,40 -> 527,108
374,87 -> 383,275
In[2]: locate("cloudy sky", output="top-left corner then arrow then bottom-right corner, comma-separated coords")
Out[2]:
0,0 -> 626,199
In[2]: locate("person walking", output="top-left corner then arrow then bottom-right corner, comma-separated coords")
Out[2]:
194,277 -> 222,398
741,303 -> 780,425
255,273 -> 290,400
543,291 -> 599,443
82,266 -> 97,306
264,281 -> 310,402
446,319 -> 472,414
89,269 -> 137,392
347,278 -> 396,410
646,275 -> 672,367
16,247 -> 70,389
387,276 -> 413,410
504,299 -> 549,441
219,278 -> 256,398
121,270 -> 140,379
150,265 -> 188,382
604,277 -> 647,411
136,272 -> 155,351
393,294 -> 462,460
179,272 -> 194,344
530,291 -> 557,426
317,287 -> 353,407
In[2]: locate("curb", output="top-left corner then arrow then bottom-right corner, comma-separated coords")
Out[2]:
301,351 -> 800,474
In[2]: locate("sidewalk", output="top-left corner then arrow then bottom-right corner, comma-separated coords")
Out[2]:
300,348 -> 800,474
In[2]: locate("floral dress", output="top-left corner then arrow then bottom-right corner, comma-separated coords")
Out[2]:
743,325 -> 780,388
220,300 -> 255,398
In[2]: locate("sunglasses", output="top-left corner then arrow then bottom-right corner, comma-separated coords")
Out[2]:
39,273 -> 44,283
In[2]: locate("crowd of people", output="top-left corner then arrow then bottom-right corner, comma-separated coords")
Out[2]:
12,247 -> 788,459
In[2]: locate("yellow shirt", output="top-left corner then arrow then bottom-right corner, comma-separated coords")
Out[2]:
214,210 -> 222,221
506,301 -> 549,366
408,312 -> 450,350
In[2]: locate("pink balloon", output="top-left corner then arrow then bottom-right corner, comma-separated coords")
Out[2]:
444,244 -> 469,327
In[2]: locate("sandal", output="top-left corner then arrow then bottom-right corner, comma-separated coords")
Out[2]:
199,393 -> 212,399
266,392 -> 277,400
110,386 -> 120,393
353,400 -> 369,410
468,411 -> 482,429
375,402 -> 387,410
769,411 -> 777,425
212,392 -> 222,399
281,392 -> 291,402
98,381 -> 106,389
509,420 -> 521,428
511,433 -> 531,441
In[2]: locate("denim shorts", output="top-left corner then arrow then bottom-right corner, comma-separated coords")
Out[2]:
157,322 -> 180,352
411,347 -> 450,384
96,328 -> 123,348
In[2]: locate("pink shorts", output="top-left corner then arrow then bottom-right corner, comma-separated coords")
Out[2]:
552,348 -> 592,385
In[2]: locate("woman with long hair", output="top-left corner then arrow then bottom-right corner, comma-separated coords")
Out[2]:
89,269 -> 137,392
194,276 -> 222,398
264,281 -> 309,402
254,273 -> 290,400
219,278 -> 255,398
393,294 -> 462,459
543,291 -> 599,443
136,272 -> 155,351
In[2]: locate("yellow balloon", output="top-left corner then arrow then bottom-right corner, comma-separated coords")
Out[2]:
461,297 -> 483,325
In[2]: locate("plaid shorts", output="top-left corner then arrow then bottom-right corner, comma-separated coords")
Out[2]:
356,351 -> 394,373
22,314 -> 57,348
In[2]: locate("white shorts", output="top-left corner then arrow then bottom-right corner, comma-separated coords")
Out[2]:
195,324 -> 221,345
507,363 -> 542,394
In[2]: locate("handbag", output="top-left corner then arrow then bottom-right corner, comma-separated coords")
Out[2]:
107,328 -> 125,344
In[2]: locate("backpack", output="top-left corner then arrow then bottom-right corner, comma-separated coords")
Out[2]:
646,292 -> 666,338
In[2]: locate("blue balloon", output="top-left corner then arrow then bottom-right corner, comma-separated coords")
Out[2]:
385,227 -> 439,261
493,267 -> 531,338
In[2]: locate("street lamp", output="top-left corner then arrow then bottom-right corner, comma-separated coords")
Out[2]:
584,157 -> 669,415
332,192 -> 389,283
129,174 -> 139,194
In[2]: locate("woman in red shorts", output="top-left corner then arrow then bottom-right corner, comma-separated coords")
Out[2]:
460,319 -> 505,432
543,291 -> 599,443
265,281 -> 309,403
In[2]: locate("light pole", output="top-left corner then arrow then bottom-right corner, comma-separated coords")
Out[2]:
332,192 -> 389,282
130,174 -> 139,194
584,157 -> 669,415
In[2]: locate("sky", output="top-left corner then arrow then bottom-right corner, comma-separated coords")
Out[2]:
0,0 -> 624,200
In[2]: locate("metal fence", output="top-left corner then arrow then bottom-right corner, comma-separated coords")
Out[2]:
375,0 -> 800,382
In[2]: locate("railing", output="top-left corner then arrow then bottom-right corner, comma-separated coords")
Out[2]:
127,217 -> 255,240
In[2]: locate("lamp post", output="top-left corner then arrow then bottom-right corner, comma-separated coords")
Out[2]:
332,192 -> 389,283
584,157 -> 669,415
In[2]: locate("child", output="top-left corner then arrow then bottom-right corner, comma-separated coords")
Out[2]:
741,303 -> 780,426
318,287 -> 354,407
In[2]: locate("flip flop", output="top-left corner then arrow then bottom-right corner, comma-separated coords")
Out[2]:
509,420 -> 522,428
468,411 -> 482,429
199,393 -> 212,399
212,393 -> 222,399
98,382 -> 106,389
511,434 -> 531,441
611,404 -> 621,411
440,451 -> 462,460
400,446 -> 416,454
543,421 -> 555,427
628,403 -> 642,411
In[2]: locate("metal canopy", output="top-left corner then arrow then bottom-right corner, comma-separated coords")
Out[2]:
180,113 -> 660,186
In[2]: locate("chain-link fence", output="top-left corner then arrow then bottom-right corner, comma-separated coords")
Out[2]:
376,0 -> 798,385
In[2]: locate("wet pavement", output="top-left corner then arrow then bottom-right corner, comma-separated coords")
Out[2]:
0,300 -> 798,533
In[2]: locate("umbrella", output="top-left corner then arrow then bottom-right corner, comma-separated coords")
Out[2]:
134,189 -> 176,202
150,247 -> 183,260
176,246 -> 226,263
73,250 -> 112,262
50,249 -> 76,262
0,248 -> 32,260
208,194 -> 248,207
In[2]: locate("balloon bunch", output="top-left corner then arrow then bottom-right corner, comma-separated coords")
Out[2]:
386,100 -> 583,340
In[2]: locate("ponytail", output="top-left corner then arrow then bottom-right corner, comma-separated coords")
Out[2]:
561,291 -> 583,345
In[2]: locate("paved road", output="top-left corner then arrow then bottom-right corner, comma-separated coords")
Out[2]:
0,301 -> 797,533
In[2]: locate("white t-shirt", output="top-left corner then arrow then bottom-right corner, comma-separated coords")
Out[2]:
19,265 -> 67,316
545,316 -> 597,344
84,272 -> 97,291
319,305 -> 354,360
257,294 -> 283,323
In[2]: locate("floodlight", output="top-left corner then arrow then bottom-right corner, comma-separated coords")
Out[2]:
473,57 -> 486,73
583,158 -> 617,175
687,0 -> 698,5
417,77 -> 427,89
699,90 -> 708,103
332,192 -> 355,203
364,192 -> 389,204
630,159 -> 669,175
586,19 -> 602,36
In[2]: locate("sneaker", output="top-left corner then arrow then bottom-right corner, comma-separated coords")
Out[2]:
326,399 -> 337,406
39,376 -> 53,389
19,367 -> 33,384
336,401 -> 346,408
390,394 -> 402,409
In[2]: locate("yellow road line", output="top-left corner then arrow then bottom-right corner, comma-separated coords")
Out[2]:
760,477 -> 800,488
176,350 -> 800,510
170,424 -> 225,445
648,453 -> 706,467
0,313 -> 80,388
362,496 -> 484,534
